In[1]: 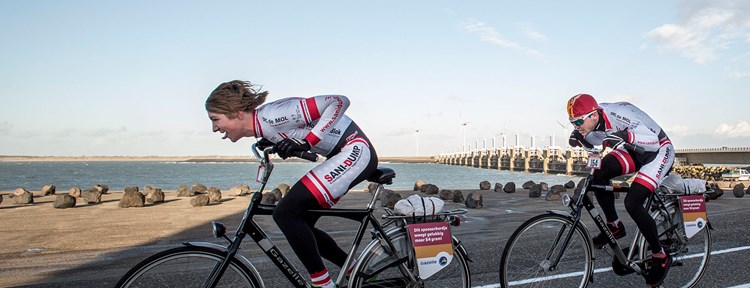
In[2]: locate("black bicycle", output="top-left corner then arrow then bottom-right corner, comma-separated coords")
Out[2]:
499,143 -> 712,288
116,143 -> 471,287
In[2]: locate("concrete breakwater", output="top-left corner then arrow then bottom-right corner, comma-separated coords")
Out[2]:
437,147 -> 748,182
438,147 -> 597,175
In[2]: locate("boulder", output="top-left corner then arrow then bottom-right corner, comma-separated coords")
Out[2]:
452,190 -> 464,203
494,182 -> 503,192
191,183 -> 208,194
464,192 -> 483,209
95,184 -> 109,194
271,188 -> 282,201
145,187 -> 165,204
0,194 -> 2,205
176,185 -> 193,197
414,180 -> 426,191
119,187 -> 145,208
207,187 -> 222,204
278,183 -> 290,196
540,182 -> 549,191
522,180 -> 536,189
53,194 -> 76,208
261,192 -> 277,204
69,186 -> 82,198
546,185 -> 566,201
503,182 -> 516,193
529,184 -> 542,198
81,187 -> 103,204
230,184 -> 251,196
365,182 -> 379,193
733,183 -> 745,198
41,185 -> 56,196
143,185 -> 157,195
190,194 -> 210,207
380,190 -> 401,209
707,183 -> 723,200
564,180 -> 576,189
438,189 -> 453,200
423,184 -> 439,195
479,181 -> 491,190
11,188 -> 33,204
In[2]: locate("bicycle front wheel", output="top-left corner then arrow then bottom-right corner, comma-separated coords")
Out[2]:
116,245 -> 261,288
644,204 -> 711,288
349,229 -> 471,287
500,213 -> 593,288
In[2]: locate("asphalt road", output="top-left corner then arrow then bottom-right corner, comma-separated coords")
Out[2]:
3,187 -> 749,287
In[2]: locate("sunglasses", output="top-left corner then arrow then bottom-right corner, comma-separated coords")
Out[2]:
570,110 -> 595,126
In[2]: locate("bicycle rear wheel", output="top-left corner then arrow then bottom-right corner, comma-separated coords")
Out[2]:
644,202 -> 711,288
349,229 -> 470,287
116,245 -> 261,288
500,213 -> 593,288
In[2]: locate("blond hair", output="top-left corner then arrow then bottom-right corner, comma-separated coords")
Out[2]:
205,80 -> 268,118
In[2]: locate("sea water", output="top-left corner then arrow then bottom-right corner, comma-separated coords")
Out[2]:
0,161 -> 580,192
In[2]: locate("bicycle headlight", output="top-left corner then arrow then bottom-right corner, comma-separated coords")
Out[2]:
562,194 -> 572,207
211,221 -> 227,239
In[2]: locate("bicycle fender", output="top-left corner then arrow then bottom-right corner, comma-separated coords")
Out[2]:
452,236 -> 472,262
183,242 -> 266,288
547,209 -> 573,217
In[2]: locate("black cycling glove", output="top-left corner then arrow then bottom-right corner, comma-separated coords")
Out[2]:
568,130 -> 593,148
256,138 -> 274,150
273,138 -> 311,159
603,129 -> 629,150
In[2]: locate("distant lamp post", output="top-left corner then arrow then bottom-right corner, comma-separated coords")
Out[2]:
415,129 -> 420,157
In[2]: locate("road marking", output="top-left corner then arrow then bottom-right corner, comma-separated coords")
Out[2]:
474,245 -> 750,288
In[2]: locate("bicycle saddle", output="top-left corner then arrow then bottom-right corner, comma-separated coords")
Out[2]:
368,167 -> 395,185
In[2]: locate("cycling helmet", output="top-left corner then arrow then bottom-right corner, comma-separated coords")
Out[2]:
567,94 -> 600,120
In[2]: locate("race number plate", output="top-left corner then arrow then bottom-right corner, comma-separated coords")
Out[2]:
407,222 -> 454,280
586,153 -> 602,169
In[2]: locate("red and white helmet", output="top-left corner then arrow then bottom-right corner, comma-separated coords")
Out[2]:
567,93 -> 600,120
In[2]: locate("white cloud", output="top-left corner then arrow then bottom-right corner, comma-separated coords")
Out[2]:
725,52 -> 750,78
714,121 -> 750,137
647,1 -> 750,64
516,22 -> 547,41
461,19 -> 543,58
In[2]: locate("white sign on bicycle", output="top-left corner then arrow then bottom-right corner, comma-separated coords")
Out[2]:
680,195 -> 708,238
407,222 -> 453,279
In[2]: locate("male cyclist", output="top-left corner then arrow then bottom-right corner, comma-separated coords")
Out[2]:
567,93 -> 674,287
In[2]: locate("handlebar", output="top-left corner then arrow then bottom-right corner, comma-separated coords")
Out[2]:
292,150 -> 319,162
251,142 -> 319,162
579,142 -> 645,155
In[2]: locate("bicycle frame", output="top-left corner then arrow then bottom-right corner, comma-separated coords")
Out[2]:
197,144 -> 406,288
545,147 -> 657,276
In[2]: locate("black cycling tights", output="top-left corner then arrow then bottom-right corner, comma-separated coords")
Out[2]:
272,182 -> 347,274
592,154 -> 662,254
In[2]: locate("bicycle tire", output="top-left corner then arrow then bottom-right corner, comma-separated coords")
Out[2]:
349,229 -> 471,287
641,200 -> 711,288
116,245 -> 261,288
500,213 -> 594,288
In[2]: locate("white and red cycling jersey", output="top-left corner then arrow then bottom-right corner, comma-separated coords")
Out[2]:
253,95 -> 352,156
254,95 -> 376,208
584,102 -> 674,192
